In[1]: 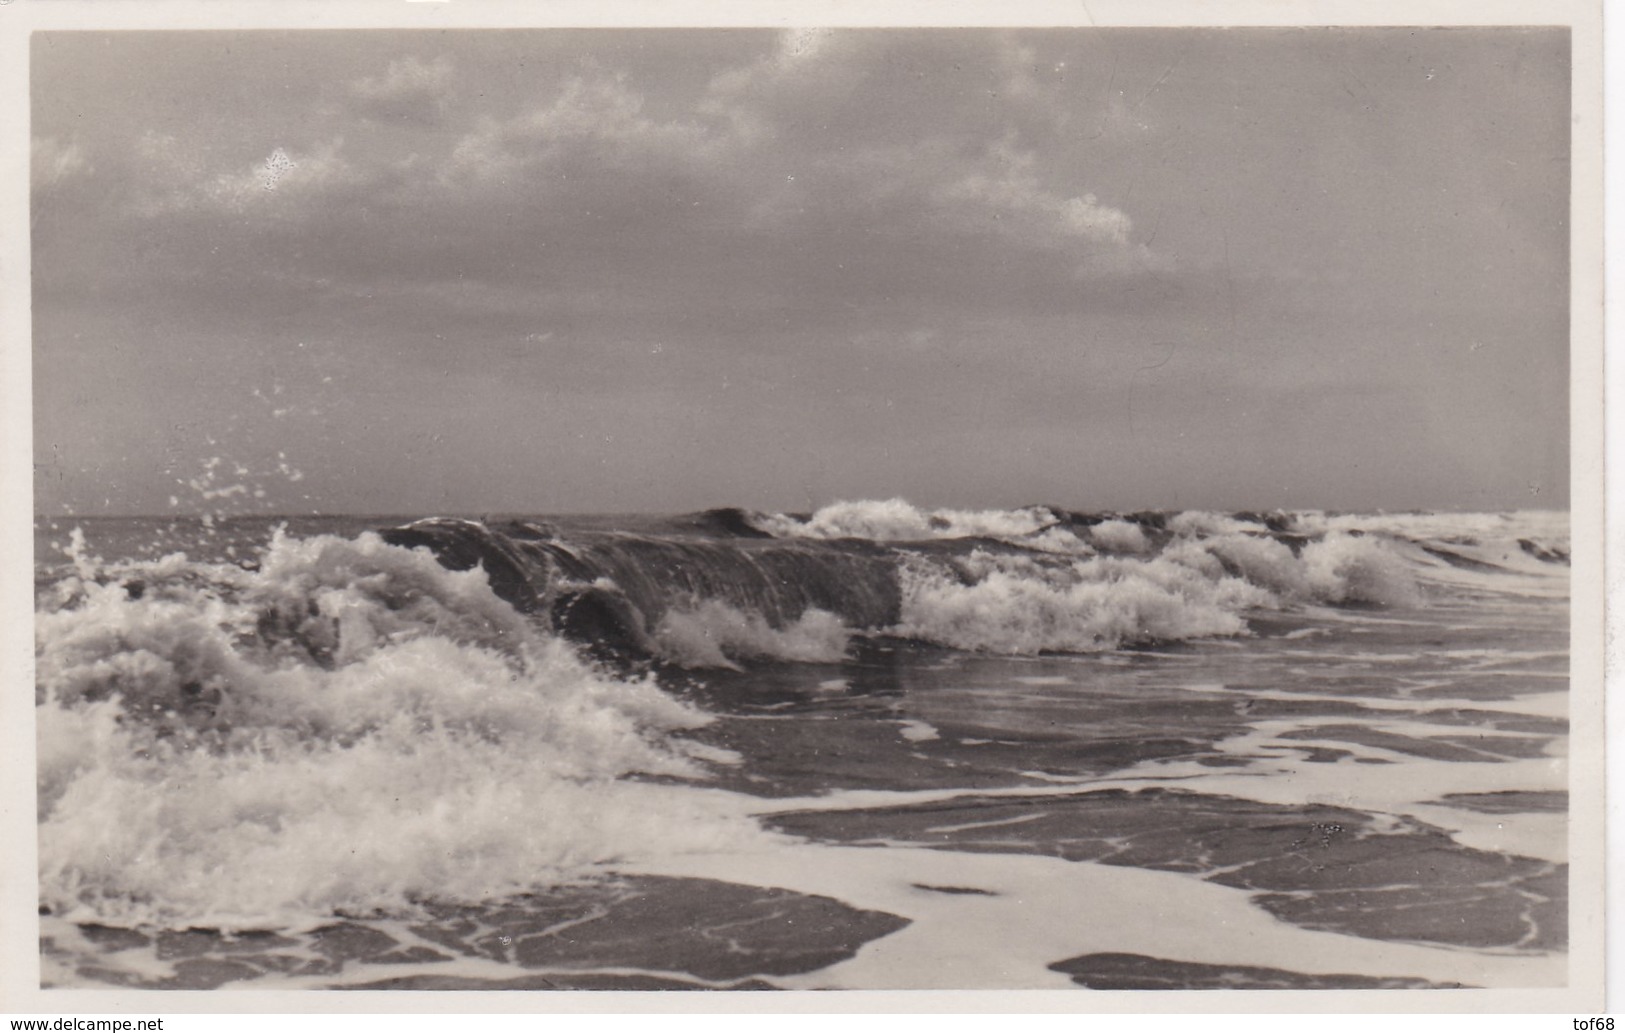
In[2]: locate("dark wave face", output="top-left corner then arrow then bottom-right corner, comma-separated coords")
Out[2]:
378,518 -> 904,666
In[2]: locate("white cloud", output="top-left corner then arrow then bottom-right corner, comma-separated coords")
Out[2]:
32,136 -> 91,190
995,39 -> 1047,102
350,55 -> 454,123
129,137 -> 360,218
694,34 -> 1140,261
97,33 -> 1156,320
444,71 -> 716,187
932,137 -> 1132,248
211,141 -> 357,210
698,29 -> 880,144
776,27 -> 835,66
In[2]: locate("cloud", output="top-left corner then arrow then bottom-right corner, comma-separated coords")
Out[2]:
27,28 -> 1574,516
32,136 -> 91,191
131,137 -> 361,219
44,32 -> 1167,342
349,55 -> 454,124
697,29 -> 885,144
442,69 -> 717,188
931,138 -> 1132,248
696,31 -> 1141,262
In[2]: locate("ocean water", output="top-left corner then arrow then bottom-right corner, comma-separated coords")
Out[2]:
32,501 -> 1570,991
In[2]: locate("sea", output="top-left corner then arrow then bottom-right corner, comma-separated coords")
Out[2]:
32,500 -> 1571,992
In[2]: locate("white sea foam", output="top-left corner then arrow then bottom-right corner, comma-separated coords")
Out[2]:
1299,533 -> 1425,606
627,842 -> 1563,990
886,522 -> 1433,654
1166,510 -> 1258,537
33,508 -> 1570,990
893,550 -> 1271,653
35,532 -> 762,930
653,601 -> 852,669
1305,509 -> 1569,546
1086,519 -> 1150,554
753,501 -> 1560,607
754,498 -> 1060,543
1019,525 -> 1098,555
897,720 -> 940,742
1166,530 -> 1421,607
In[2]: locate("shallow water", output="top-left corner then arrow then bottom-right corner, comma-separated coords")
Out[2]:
34,503 -> 1569,991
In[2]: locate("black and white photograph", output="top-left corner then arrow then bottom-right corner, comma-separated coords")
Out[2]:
5,0 -> 1608,1016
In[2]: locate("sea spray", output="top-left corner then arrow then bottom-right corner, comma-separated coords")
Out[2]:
751,498 -> 1064,544
654,600 -> 852,669
36,530 -> 760,931
1086,519 -> 1151,555
732,503 -> 1572,652
374,506 -> 1561,662
893,550 -> 1271,654
32,504 -> 1573,990
34,505 -> 1565,928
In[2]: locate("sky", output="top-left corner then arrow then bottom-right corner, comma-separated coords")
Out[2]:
30,27 -> 1571,516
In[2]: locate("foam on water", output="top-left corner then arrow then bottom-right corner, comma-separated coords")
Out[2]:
653,601 -> 852,669
33,504 -> 1570,989
626,843 -> 1562,990
894,549 -> 1270,653
1302,509 -> 1568,545
1184,532 -> 1422,606
1098,699 -> 1569,864
885,526 -> 1435,654
897,720 -> 940,743
731,503 -> 1567,656
752,498 -> 1062,544
890,529 -> 1436,649
364,505 -> 1564,662
1165,510 -> 1259,537
1087,519 -> 1150,554
35,530 -> 764,931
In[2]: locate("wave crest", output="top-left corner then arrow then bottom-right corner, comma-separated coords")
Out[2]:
35,532 -> 753,930
752,498 -> 1063,544
895,550 -> 1272,654
654,601 -> 852,669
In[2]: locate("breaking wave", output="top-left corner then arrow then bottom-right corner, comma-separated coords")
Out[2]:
33,501 -> 1567,927
748,498 -> 1064,544
894,550 -> 1268,654
654,601 -> 852,669
35,531 -> 758,931
359,503 -> 1561,662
